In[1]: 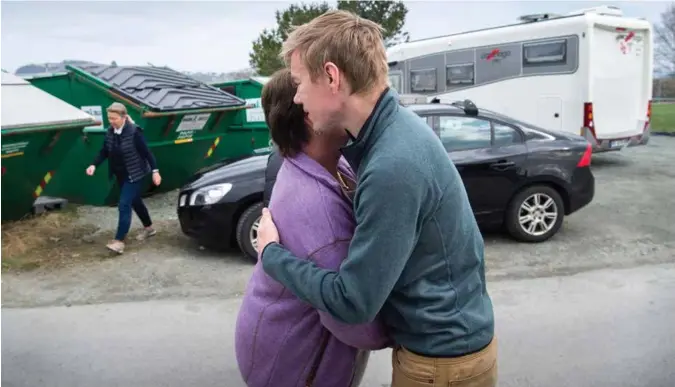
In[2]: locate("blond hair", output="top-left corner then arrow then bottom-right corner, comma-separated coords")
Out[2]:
106,102 -> 128,116
280,10 -> 389,95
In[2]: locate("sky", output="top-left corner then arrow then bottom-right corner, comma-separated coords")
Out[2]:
1,0 -> 670,73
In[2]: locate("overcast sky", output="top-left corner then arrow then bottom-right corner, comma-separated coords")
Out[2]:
1,0 -> 669,73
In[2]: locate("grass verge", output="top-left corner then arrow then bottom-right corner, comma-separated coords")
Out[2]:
651,103 -> 675,134
1,209 -> 183,273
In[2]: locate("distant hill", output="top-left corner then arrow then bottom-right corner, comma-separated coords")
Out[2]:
14,60 -> 257,84
15,60 -> 102,76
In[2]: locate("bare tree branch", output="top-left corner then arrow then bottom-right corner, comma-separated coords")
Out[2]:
655,3 -> 675,75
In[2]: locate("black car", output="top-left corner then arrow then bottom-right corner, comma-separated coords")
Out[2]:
177,99 -> 595,261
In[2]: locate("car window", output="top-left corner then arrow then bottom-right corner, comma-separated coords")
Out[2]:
522,129 -> 551,141
493,122 -> 523,146
437,116 -> 491,152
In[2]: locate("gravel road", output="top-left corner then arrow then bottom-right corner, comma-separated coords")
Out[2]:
3,136 -> 675,308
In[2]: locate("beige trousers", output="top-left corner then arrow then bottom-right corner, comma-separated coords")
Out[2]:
391,338 -> 498,387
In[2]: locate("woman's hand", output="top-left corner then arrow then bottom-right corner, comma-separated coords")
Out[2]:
152,171 -> 162,186
86,165 -> 96,176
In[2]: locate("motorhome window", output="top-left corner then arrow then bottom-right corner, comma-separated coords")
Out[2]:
437,116 -> 491,152
446,64 -> 475,87
523,40 -> 567,65
388,73 -> 402,93
410,69 -> 437,92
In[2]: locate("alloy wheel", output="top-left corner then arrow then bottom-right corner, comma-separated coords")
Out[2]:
518,193 -> 558,236
249,216 -> 261,251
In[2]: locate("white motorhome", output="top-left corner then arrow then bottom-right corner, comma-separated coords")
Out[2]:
387,5 -> 653,151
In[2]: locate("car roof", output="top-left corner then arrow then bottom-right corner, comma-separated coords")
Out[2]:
407,102 -> 513,122
405,101 -> 567,139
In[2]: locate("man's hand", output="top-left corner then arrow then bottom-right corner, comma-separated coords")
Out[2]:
152,171 -> 162,186
256,207 -> 279,255
86,165 -> 96,176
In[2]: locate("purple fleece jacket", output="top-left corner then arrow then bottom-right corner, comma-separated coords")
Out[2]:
234,152 -> 390,387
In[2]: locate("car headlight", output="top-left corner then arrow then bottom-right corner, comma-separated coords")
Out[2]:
188,183 -> 233,206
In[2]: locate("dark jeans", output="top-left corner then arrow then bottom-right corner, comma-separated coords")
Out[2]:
115,178 -> 152,241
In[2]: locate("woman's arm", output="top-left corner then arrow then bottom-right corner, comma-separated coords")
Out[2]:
134,128 -> 158,171
309,240 -> 392,350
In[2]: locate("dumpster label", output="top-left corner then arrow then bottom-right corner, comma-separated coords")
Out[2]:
1,141 -> 29,158
245,98 -> 265,122
176,114 -> 211,132
175,130 -> 196,144
81,105 -> 104,129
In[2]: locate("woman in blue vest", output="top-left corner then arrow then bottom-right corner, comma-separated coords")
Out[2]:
86,102 -> 162,254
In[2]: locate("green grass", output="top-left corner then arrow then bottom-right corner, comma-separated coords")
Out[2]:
650,103 -> 675,133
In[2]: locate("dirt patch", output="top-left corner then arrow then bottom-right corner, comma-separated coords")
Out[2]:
1,210 -> 184,273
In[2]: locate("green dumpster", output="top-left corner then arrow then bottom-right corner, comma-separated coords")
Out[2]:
26,64 -> 249,206
1,72 -> 98,221
212,76 -> 272,158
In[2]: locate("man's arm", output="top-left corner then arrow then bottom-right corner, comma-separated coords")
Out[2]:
309,240 -> 392,350
262,160 -> 425,324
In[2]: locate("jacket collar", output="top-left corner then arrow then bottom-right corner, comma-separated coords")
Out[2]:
340,87 -> 399,173
286,152 -> 355,196
110,119 -> 132,135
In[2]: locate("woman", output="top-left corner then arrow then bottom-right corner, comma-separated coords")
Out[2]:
85,102 -> 162,254
234,69 -> 390,387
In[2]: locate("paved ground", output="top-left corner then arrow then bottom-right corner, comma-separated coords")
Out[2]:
4,263 -> 675,387
2,136 -> 675,308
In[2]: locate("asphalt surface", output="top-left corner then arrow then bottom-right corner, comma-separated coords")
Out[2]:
3,263 -> 675,387
3,137 -> 675,308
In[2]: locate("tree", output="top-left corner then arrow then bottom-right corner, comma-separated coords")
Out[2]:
249,1 -> 409,75
249,2 -> 332,76
336,0 -> 409,47
655,3 -> 675,77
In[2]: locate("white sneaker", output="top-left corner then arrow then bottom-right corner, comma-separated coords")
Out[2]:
106,240 -> 125,254
136,228 -> 157,241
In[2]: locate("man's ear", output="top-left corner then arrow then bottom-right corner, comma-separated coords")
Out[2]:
324,62 -> 340,92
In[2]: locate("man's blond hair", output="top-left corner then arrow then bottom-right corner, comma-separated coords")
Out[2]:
280,10 -> 389,95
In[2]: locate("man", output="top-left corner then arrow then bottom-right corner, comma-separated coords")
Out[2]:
256,10 -> 496,387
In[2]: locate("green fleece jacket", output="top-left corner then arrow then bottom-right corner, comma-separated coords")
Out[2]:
261,88 -> 494,357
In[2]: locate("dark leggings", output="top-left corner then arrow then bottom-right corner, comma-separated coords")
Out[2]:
115,178 -> 152,241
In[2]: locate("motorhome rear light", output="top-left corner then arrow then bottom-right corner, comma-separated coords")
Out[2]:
615,27 -> 626,32
577,143 -> 592,167
583,102 -> 596,138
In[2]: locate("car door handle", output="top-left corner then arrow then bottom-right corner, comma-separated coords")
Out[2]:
489,160 -> 516,170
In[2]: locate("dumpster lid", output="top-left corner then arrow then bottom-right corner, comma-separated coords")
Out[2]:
250,76 -> 270,86
69,64 -> 247,112
1,72 -> 98,131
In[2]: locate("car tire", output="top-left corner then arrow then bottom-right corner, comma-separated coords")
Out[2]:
505,185 -> 565,243
236,202 -> 263,263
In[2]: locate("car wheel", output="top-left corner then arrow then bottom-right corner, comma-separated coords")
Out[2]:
236,202 -> 263,263
505,185 -> 564,243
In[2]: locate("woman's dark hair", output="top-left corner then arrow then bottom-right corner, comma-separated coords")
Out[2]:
261,68 -> 309,157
